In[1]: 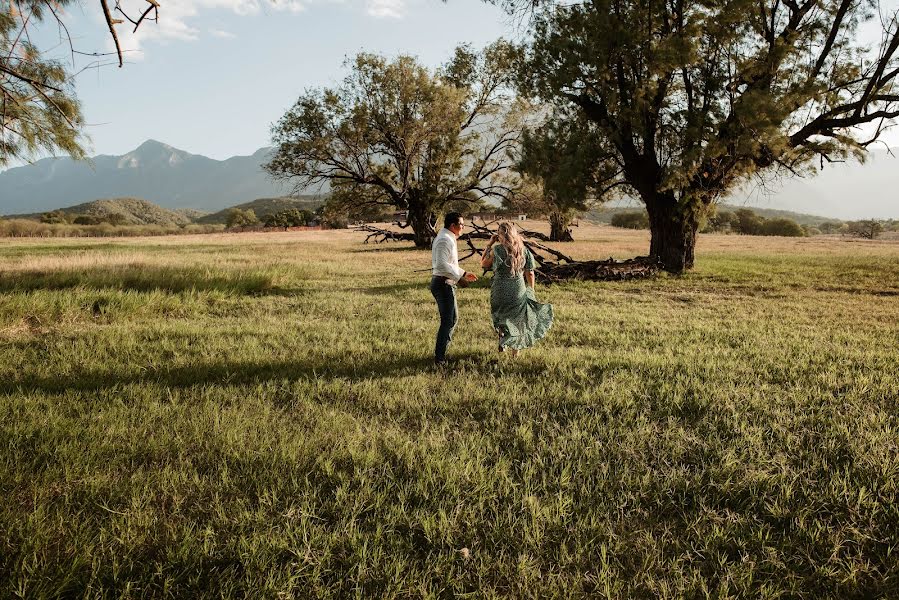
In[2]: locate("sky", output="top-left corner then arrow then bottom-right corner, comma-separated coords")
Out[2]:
42,0 -> 517,159
6,0 -> 898,218
18,0 -> 899,161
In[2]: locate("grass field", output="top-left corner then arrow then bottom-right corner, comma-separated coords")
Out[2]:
1,224 -> 898,598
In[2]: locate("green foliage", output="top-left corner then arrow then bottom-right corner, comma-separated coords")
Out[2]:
263,209 -> 312,228
0,218 -> 224,238
225,208 -> 261,228
0,233 -> 898,597
517,0 -> 899,269
195,197 -> 325,225
1,1 -> 86,166
761,218 -> 806,237
819,221 -> 844,234
702,208 -> 806,236
734,209 -> 765,236
845,219 -> 885,239
266,41 -> 522,246
702,210 -> 737,233
316,199 -> 350,229
803,225 -> 822,236
40,210 -> 69,224
72,215 -> 102,225
323,183 -> 395,224
610,211 -> 650,229
514,111 -> 621,240
595,204 -> 845,229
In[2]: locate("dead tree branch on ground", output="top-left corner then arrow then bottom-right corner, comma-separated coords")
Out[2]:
355,220 -> 661,282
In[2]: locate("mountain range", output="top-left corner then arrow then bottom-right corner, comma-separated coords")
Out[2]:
0,140 -> 314,215
0,141 -> 896,219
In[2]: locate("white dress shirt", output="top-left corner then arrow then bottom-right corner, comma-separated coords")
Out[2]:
431,228 -> 466,283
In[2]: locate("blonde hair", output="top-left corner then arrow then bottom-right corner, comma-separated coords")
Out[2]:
497,221 -> 526,276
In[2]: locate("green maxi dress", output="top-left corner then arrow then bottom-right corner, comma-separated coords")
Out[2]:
489,245 -> 554,351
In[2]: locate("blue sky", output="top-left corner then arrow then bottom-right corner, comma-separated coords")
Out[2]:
26,0 -> 899,162
18,1 -> 899,172
56,0 -> 516,159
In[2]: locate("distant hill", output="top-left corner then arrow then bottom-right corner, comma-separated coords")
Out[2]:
718,204 -> 843,225
580,148 -> 899,221
588,203 -> 841,226
9,198 -> 200,227
195,196 -> 326,224
2,139 -> 892,219
728,148 -> 898,219
0,140 -> 324,214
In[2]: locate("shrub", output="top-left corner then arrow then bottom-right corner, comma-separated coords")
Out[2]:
226,208 -> 261,228
845,220 -> 884,239
73,215 -> 103,225
321,213 -> 349,229
610,211 -> 649,229
818,221 -> 843,234
40,210 -> 69,224
703,210 -> 737,233
264,209 -> 311,228
803,226 -> 822,236
733,209 -> 764,235
761,218 -> 805,237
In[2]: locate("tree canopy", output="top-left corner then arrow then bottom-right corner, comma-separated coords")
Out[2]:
266,42 -> 525,247
517,0 -> 899,271
514,108 -> 623,240
1,1 -> 160,167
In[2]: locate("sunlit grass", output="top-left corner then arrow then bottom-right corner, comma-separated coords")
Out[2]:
1,226 -> 898,598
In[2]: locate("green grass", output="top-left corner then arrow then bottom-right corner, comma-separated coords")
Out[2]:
1,229 -> 898,598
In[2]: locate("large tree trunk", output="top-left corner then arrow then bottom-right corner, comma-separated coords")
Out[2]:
644,193 -> 701,273
406,202 -> 437,248
549,211 -> 575,242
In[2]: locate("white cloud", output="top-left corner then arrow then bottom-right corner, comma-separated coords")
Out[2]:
106,0 -> 402,59
209,28 -> 237,39
365,0 -> 405,18
109,0 -> 307,55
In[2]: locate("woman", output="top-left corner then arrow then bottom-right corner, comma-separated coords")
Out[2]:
481,222 -> 554,355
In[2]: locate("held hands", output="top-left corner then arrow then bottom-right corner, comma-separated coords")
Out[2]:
457,271 -> 478,288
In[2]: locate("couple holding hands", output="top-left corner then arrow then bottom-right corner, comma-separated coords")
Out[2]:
429,212 -> 554,365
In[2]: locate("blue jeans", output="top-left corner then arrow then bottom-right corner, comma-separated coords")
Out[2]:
430,276 -> 458,363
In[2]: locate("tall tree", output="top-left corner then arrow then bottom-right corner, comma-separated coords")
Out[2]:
1,1 -> 160,167
517,0 -> 899,272
514,110 -> 623,241
266,43 -> 523,247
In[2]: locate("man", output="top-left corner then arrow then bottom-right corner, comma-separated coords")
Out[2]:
430,212 -> 478,365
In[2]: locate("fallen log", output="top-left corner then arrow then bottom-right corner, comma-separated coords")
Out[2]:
354,224 -> 415,243
534,256 -> 661,284
354,221 -> 661,282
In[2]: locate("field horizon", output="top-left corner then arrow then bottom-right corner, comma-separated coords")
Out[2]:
2,224 -> 898,598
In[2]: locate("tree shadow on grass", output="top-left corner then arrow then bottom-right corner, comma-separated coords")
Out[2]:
348,245 -> 421,253
0,351 -> 492,396
359,281 -> 430,295
0,265 -> 281,296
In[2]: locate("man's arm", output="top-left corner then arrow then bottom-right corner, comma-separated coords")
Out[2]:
434,238 -> 466,281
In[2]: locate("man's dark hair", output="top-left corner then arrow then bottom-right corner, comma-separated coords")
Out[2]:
444,212 -> 463,229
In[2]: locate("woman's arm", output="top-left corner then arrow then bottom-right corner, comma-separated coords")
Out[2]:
524,270 -> 535,288
480,236 -> 497,269
480,247 -> 494,270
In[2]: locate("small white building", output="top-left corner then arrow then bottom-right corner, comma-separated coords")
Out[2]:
517,214 -> 527,221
